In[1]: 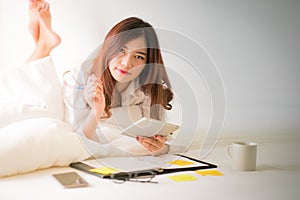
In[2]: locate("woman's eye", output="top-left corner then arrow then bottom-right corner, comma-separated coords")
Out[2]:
119,48 -> 125,53
136,55 -> 145,60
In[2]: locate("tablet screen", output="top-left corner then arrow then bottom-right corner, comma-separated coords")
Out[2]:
121,117 -> 179,138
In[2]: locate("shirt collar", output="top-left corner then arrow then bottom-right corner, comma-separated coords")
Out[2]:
122,77 -> 141,98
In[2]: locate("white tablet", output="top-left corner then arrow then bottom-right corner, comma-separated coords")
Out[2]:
121,117 -> 179,138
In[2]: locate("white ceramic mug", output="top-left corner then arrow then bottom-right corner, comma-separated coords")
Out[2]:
227,142 -> 257,171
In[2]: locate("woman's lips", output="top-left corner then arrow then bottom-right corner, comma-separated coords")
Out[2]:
117,68 -> 131,75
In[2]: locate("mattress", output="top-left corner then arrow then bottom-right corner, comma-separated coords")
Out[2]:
1,131 -> 299,200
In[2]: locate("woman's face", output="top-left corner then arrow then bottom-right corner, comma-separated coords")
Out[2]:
109,36 -> 147,83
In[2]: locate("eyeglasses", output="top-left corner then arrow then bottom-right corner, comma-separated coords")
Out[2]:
110,169 -> 159,184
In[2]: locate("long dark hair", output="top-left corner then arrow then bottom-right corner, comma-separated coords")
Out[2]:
91,17 -> 173,119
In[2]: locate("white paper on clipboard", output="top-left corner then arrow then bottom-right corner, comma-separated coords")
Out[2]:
83,154 -> 208,172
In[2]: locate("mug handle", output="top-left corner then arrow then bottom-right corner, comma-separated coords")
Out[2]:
227,145 -> 233,158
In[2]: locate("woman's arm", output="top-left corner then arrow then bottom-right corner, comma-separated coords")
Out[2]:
135,96 -> 170,155
82,79 -> 106,140
63,62 -> 106,139
81,109 -> 98,140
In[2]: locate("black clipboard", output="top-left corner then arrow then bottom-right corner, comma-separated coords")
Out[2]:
156,154 -> 217,175
70,154 -> 217,179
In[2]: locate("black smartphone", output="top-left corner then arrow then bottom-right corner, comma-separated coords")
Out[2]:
52,172 -> 88,188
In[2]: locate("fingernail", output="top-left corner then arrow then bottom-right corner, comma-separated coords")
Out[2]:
154,135 -> 158,139
136,136 -> 139,141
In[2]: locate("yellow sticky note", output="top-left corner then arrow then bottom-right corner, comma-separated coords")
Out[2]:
168,174 -> 198,182
90,167 -> 119,175
195,169 -> 224,176
168,159 -> 195,166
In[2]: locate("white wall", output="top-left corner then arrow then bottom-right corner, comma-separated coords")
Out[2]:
1,0 -> 299,136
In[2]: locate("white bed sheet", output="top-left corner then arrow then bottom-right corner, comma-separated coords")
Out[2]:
1,132 -> 299,200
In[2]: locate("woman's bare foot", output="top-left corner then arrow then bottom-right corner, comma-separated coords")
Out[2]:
37,3 -> 61,50
26,2 -> 61,63
28,0 -> 43,44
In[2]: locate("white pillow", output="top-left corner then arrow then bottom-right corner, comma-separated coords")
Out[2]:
0,118 -> 90,177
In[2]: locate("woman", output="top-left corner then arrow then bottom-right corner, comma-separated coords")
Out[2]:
27,0 -> 184,156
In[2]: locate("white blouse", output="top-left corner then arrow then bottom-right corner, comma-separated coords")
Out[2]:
62,62 -> 165,131
62,62 -> 185,157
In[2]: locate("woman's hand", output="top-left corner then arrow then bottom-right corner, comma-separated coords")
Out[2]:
136,135 -> 169,155
83,75 -> 106,120
94,79 -> 106,121
83,74 -> 98,108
